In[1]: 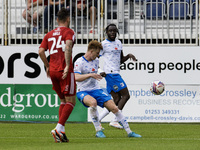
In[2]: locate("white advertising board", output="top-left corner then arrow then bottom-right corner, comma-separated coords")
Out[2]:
1,46 -> 200,84
0,46 -> 89,84
0,46 -> 51,84
89,85 -> 200,123
117,46 -> 200,85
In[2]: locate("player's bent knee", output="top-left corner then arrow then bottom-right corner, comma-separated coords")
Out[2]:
89,100 -> 97,107
110,106 -> 119,114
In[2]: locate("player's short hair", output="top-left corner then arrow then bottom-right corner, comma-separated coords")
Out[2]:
88,40 -> 103,51
57,8 -> 70,23
105,24 -> 119,35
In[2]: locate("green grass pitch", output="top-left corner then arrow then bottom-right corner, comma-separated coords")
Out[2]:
0,122 -> 200,150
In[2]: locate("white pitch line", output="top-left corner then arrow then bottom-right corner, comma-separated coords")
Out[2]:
0,137 -> 200,141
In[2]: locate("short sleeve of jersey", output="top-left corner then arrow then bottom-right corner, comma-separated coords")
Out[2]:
39,34 -> 48,50
74,58 -> 82,74
64,29 -> 75,42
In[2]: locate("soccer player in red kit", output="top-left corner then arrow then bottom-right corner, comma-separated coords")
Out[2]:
38,8 -> 76,143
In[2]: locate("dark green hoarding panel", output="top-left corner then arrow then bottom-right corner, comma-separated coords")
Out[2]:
0,84 -> 87,122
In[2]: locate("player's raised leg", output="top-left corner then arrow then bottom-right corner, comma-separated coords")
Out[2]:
104,100 -> 141,138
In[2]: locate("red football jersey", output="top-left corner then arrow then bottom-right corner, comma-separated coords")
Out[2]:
40,27 -> 75,72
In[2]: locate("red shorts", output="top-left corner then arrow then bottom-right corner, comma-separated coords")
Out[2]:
50,71 -> 76,99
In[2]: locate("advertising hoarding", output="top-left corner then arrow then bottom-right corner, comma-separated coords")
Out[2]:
1,45 -> 200,122
0,84 -> 87,122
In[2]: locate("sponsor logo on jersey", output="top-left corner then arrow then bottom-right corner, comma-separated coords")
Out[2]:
113,85 -> 118,91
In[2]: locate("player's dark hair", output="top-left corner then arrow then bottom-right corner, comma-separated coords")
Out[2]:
88,40 -> 103,51
105,24 -> 119,35
57,8 -> 70,23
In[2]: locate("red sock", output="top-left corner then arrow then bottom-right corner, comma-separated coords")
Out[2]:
58,102 -> 74,126
59,103 -> 66,118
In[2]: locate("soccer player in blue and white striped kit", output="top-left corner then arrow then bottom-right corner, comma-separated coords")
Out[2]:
74,40 -> 141,138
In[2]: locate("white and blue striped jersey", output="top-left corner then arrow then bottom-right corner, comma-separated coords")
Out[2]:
74,56 -> 100,92
100,39 -> 123,74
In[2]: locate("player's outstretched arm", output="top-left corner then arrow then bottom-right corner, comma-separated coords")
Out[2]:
120,51 -> 137,64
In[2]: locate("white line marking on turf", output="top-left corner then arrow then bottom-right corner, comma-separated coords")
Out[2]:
0,137 -> 200,141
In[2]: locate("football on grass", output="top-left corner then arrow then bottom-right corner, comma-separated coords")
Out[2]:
150,80 -> 165,95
